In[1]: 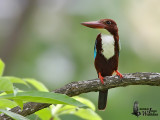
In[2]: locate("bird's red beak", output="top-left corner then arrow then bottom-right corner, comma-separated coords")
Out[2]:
81,21 -> 105,29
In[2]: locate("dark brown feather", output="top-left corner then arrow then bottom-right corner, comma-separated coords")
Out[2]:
95,26 -> 119,110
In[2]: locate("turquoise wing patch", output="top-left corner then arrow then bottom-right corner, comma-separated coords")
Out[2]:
94,40 -> 97,59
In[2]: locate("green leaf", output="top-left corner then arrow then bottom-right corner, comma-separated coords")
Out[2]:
74,96 -> 95,110
14,99 -> 23,110
0,59 -> 5,76
0,92 -> 6,96
51,104 -> 63,116
74,108 -> 102,120
0,109 -> 29,120
57,105 -> 75,114
54,116 -> 61,120
57,96 -> 95,113
0,91 -> 86,107
25,78 -> 49,92
35,108 -> 52,120
0,99 -> 17,109
3,76 -> 28,86
56,97 -> 101,120
0,78 -> 13,92
59,108 -> 102,120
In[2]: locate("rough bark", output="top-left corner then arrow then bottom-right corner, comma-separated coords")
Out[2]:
0,72 -> 160,120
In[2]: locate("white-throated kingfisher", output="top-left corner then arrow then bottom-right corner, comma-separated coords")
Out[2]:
81,19 -> 123,110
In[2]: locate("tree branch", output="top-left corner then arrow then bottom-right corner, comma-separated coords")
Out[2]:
0,72 -> 160,119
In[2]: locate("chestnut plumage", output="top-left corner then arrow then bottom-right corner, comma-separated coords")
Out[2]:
81,19 -> 122,110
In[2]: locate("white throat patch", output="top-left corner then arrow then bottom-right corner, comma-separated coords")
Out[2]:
101,34 -> 115,59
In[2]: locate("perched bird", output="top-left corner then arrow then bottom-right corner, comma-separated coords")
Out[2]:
81,19 -> 123,110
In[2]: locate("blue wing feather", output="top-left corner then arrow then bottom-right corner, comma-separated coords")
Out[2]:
94,40 -> 97,59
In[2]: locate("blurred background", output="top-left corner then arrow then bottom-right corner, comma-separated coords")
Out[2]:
0,0 -> 160,119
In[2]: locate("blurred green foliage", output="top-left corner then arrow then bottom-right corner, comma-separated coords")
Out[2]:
0,59 -> 101,120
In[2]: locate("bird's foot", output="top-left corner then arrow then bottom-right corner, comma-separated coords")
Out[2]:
98,72 -> 104,84
115,70 -> 123,78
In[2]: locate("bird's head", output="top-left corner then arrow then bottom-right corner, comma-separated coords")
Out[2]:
81,19 -> 118,35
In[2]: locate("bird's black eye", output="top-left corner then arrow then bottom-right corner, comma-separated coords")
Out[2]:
106,21 -> 111,25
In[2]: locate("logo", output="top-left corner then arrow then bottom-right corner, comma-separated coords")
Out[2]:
132,101 -> 141,117
132,101 -> 158,117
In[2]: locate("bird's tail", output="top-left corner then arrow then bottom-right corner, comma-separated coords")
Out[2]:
98,90 -> 108,110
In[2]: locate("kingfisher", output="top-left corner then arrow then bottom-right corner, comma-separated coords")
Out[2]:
81,19 -> 123,110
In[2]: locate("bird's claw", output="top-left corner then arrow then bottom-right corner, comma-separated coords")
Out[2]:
115,70 -> 123,78
98,72 -> 104,84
